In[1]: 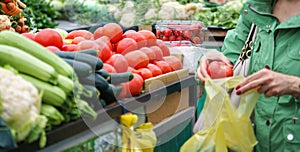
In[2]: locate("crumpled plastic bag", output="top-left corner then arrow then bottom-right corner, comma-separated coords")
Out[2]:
120,113 -> 157,152
181,76 -> 259,152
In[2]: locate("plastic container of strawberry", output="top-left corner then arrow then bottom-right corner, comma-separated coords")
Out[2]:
155,20 -> 205,45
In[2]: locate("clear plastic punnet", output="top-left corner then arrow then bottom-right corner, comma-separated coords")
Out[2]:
155,20 -> 206,44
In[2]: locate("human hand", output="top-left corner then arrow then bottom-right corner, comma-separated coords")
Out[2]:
196,50 -> 232,82
236,68 -> 300,98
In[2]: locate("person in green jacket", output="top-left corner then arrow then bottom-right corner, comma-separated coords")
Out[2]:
196,0 -> 300,151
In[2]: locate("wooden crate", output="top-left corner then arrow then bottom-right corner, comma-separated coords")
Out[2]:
143,68 -> 190,125
144,68 -> 189,92
145,88 -> 190,125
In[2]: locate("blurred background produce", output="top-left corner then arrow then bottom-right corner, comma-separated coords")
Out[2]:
46,0 -> 243,29
0,0 -> 244,31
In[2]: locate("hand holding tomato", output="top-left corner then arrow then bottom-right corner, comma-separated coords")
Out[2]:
196,50 -> 232,82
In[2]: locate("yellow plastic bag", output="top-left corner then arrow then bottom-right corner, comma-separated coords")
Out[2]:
120,113 -> 157,152
181,76 -> 259,152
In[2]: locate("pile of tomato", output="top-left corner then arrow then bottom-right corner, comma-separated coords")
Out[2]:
22,23 -> 183,97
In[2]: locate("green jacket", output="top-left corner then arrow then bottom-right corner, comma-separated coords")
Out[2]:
221,0 -> 300,151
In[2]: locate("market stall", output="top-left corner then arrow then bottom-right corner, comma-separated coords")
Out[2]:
0,0 -> 244,151
9,75 -> 197,151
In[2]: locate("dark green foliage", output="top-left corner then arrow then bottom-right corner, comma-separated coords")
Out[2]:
22,0 -> 59,29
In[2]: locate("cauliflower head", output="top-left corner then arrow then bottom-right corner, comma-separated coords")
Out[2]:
0,67 -> 43,142
0,15 -> 12,32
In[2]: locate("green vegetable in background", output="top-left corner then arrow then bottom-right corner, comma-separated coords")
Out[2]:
64,0 -> 116,25
194,0 -> 244,29
22,0 -> 60,30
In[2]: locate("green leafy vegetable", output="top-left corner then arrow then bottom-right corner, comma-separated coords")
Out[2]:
64,0 -> 116,25
194,0 -> 244,29
22,0 -> 60,29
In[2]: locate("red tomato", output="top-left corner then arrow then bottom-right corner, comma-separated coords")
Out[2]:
139,47 -> 156,62
156,40 -> 170,56
102,63 -> 117,73
147,63 -> 162,77
95,36 -> 113,51
97,41 -> 113,62
127,67 -> 138,73
183,30 -> 192,39
125,50 -> 149,69
162,36 -> 169,41
156,30 -> 161,38
162,29 -> 172,37
124,30 -> 136,33
190,23 -> 202,33
169,35 -> 176,41
46,46 -> 60,52
163,56 -> 182,71
35,29 -> 64,49
77,40 -> 98,51
72,36 -> 86,44
22,33 -> 35,41
116,38 -> 138,55
122,31 -> 147,48
105,54 -> 128,73
62,44 -> 78,52
192,36 -> 202,44
176,36 -> 183,41
128,73 -> 144,96
94,23 -> 123,43
135,68 -> 153,80
66,30 -> 93,40
138,30 -> 157,46
173,30 -> 182,37
207,61 -> 233,79
153,60 -> 172,74
150,46 -> 163,61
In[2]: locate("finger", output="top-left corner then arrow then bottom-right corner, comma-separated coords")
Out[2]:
257,85 -> 270,94
264,89 -> 280,98
265,87 -> 283,97
264,91 -> 273,98
237,79 -> 265,95
196,66 -> 205,83
238,69 -> 269,88
199,59 -> 211,79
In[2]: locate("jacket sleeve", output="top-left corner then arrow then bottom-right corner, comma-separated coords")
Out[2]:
221,6 -> 252,64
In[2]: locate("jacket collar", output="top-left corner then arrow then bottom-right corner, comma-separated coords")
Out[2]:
244,1 -> 300,30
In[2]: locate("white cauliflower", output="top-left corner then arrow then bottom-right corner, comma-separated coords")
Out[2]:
144,8 -> 158,19
184,3 -> 204,19
119,12 -> 136,28
158,2 -> 189,20
0,15 -> 12,32
0,67 -> 45,143
117,1 -> 136,27
158,0 -> 176,5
